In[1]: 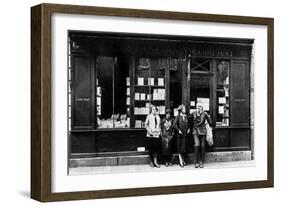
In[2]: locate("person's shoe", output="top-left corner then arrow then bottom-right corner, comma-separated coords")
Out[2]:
179,161 -> 184,168
165,162 -> 169,167
195,163 -> 199,168
150,162 -> 155,167
154,161 -> 160,168
199,162 -> 204,168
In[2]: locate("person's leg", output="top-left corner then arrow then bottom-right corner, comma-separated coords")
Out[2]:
167,138 -> 172,165
182,135 -> 187,165
193,134 -> 200,168
153,153 -> 160,168
199,135 -> 206,168
178,153 -> 184,167
146,138 -> 154,167
162,137 -> 169,166
153,138 -> 160,168
162,153 -> 168,166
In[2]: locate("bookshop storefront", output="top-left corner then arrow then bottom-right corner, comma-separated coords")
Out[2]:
68,31 -> 254,160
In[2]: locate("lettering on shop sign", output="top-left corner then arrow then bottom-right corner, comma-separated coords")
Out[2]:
75,98 -> 90,101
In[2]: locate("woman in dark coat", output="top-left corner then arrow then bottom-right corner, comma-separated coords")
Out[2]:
160,109 -> 174,167
192,102 -> 212,168
173,105 -> 191,167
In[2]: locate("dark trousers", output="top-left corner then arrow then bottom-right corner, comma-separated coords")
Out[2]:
193,134 -> 206,163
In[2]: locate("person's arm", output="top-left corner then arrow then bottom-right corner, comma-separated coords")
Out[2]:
160,119 -> 165,135
187,115 -> 193,134
173,115 -> 182,134
194,112 -> 205,127
145,115 -> 151,133
156,115 -> 161,130
205,113 -> 212,127
170,119 -> 175,135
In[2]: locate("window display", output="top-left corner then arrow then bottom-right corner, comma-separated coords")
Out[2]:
96,56 -> 130,128
133,58 -> 166,128
216,61 -> 230,126
190,58 -> 211,115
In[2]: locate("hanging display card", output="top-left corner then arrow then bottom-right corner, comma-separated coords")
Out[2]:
197,98 -> 209,111
137,77 -> 144,86
135,93 -> 140,100
126,97 -> 130,105
126,77 -> 130,86
219,106 -> 224,114
97,97 -> 101,105
158,78 -> 164,86
140,93 -> 146,100
148,77 -> 154,86
219,97 -> 226,104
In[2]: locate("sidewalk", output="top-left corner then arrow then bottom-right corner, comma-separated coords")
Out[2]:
69,160 -> 255,176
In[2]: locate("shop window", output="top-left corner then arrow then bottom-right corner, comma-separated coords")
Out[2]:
133,58 -> 166,128
169,58 -> 182,116
190,77 -> 210,114
216,61 -> 230,126
190,58 -> 211,72
96,56 -> 130,129
190,58 -> 211,115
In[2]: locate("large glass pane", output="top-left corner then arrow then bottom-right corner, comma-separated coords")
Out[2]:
190,58 -> 211,115
96,56 -> 130,129
216,61 -> 230,126
169,58 -> 182,117
134,57 -> 166,128
113,56 -> 130,128
190,77 -> 210,114
96,57 -> 114,128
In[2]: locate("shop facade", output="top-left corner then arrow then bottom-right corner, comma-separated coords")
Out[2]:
68,31 -> 254,164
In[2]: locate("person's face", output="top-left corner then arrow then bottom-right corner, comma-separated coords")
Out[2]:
182,106 -> 186,114
152,107 -> 157,115
166,113 -> 171,119
196,104 -> 203,112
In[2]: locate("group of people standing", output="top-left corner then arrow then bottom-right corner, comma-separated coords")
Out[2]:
144,103 -> 212,168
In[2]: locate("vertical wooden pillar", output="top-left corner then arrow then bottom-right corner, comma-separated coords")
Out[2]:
91,55 -> 97,154
210,59 -> 217,126
91,56 -> 97,129
165,58 -> 170,110
186,54 -> 191,113
129,56 -> 136,128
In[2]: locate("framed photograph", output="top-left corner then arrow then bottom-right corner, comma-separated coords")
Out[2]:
31,3 -> 274,202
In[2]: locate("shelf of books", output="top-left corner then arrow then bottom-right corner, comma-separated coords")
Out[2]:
133,58 -> 166,128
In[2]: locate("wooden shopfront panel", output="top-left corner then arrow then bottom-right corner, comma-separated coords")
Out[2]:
230,60 -> 250,126
229,60 -> 250,149
71,55 -> 95,130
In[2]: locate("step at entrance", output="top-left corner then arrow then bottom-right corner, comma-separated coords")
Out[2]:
69,151 -> 252,168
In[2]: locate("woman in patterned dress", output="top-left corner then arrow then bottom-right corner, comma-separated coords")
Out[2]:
160,109 -> 174,167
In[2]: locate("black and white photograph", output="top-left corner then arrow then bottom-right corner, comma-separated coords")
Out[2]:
29,2 -> 273,202
67,30 -> 255,175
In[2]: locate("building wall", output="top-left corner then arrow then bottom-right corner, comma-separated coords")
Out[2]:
69,33 -> 253,155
